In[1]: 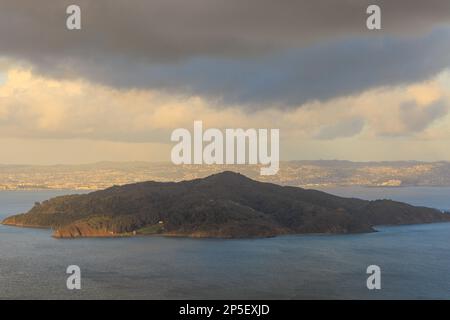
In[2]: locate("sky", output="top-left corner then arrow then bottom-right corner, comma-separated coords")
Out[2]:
0,0 -> 450,164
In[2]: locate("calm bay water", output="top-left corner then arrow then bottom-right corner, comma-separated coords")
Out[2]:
0,188 -> 450,299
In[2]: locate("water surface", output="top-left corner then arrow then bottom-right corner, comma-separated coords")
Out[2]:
0,189 -> 449,299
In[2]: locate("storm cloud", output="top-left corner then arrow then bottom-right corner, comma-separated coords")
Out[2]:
32,29 -> 449,109
1,0 -> 450,108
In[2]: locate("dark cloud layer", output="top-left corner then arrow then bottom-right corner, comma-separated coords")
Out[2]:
1,0 -> 450,107
2,0 -> 450,61
40,29 -> 450,108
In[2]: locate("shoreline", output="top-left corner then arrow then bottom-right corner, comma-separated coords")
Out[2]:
3,220 -> 450,240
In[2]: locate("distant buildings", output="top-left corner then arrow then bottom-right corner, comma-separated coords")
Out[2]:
0,161 -> 449,190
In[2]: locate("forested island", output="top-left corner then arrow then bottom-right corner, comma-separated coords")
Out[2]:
2,172 -> 450,239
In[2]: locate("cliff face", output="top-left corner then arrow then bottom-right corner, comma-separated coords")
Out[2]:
2,171 -> 450,238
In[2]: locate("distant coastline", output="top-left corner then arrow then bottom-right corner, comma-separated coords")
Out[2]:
2,160 -> 450,191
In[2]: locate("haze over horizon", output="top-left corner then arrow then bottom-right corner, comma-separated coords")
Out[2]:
1,1 -> 450,164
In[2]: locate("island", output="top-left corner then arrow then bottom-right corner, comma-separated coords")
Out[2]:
2,171 -> 450,238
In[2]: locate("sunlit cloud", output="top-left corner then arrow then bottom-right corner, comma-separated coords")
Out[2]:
0,66 -> 449,163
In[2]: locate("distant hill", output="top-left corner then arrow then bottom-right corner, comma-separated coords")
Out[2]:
2,171 -> 450,238
2,160 -> 450,190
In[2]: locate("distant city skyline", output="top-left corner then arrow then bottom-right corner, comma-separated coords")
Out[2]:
2,160 -> 450,191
